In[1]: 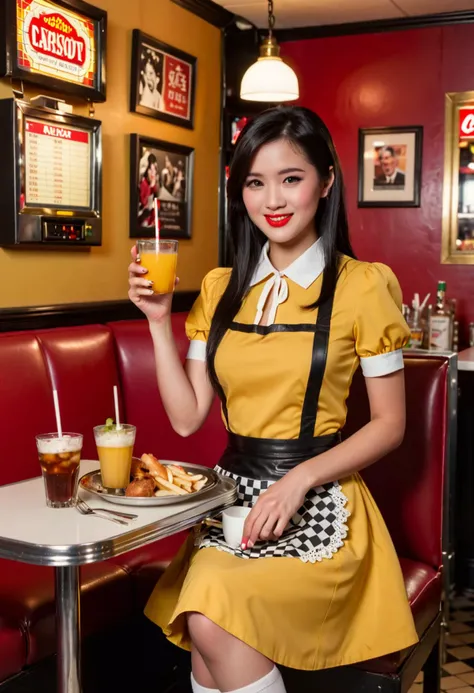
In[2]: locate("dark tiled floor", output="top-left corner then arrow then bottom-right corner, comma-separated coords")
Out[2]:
410,596 -> 474,693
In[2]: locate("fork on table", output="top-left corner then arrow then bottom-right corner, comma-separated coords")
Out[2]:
75,499 -> 137,525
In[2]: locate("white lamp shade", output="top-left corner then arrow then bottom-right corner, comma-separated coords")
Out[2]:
240,56 -> 299,102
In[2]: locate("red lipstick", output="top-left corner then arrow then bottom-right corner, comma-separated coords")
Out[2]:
264,214 -> 293,228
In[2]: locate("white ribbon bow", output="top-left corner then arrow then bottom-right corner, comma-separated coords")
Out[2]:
254,272 -> 289,326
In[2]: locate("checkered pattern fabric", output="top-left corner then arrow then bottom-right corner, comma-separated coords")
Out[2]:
195,466 -> 350,563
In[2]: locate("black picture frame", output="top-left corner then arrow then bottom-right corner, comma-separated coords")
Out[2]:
130,29 -> 196,130
0,0 -> 107,102
130,134 -> 194,240
358,126 -> 423,208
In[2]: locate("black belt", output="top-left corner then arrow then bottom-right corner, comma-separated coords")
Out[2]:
218,431 -> 341,481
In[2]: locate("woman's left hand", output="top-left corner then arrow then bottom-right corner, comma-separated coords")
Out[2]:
241,468 -> 309,550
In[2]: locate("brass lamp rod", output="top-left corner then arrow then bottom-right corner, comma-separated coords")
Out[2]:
260,0 -> 280,58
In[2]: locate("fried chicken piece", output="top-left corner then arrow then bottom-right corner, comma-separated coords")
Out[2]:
125,478 -> 155,497
140,453 -> 168,481
131,458 -> 149,480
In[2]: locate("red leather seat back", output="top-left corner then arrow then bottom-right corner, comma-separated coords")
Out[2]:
0,333 -> 56,484
109,318 -> 227,468
35,326 -> 122,460
344,355 -> 449,570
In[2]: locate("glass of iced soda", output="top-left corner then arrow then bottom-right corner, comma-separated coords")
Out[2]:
36,433 -> 83,508
93,422 -> 136,494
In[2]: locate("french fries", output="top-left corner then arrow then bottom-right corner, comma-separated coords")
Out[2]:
135,454 -> 208,497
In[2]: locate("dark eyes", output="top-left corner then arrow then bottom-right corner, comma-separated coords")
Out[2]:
245,179 -> 263,188
245,175 -> 302,188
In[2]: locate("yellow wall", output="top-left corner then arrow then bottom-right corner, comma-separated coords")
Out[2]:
0,0 -> 221,308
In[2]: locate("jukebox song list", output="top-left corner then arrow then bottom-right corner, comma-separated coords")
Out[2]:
24,119 -> 91,208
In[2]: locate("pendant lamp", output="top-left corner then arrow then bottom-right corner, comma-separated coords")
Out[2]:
240,0 -> 299,102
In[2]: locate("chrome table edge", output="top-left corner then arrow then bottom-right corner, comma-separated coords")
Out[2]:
0,480 -> 236,567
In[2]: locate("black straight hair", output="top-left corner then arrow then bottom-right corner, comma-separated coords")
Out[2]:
206,105 -> 356,395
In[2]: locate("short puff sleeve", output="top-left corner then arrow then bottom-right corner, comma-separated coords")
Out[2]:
354,263 -> 410,377
185,268 -> 230,361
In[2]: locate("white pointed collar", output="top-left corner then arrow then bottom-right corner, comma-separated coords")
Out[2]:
249,238 -> 325,290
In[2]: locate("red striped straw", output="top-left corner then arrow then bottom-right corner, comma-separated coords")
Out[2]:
154,198 -> 160,241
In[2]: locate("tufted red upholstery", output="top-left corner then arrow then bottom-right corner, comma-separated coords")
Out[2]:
0,617 -> 26,682
345,357 -> 448,570
109,320 -> 227,468
35,326 -> 123,460
0,318 -> 450,684
0,559 -> 133,665
0,333 -> 58,485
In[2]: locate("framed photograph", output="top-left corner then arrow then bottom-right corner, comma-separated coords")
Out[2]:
130,134 -> 194,239
0,0 -> 107,102
358,127 -> 423,207
130,30 -> 196,130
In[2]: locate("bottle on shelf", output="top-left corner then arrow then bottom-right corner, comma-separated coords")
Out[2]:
422,304 -> 433,350
430,281 -> 452,351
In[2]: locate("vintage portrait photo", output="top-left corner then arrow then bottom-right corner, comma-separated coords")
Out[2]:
130,30 -> 196,129
358,127 -> 423,207
130,135 -> 194,239
373,144 -> 407,189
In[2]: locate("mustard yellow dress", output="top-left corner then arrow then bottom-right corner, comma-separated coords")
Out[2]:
145,244 -> 419,671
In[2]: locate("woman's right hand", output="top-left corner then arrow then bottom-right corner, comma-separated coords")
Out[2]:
128,246 -> 177,324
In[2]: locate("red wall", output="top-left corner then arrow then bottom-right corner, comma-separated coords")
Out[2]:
283,24 -> 474,342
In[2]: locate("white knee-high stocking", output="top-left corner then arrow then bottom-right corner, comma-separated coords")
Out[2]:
191,672 -> 220,693
191,665 -> 286,693
225,666 -> 287,693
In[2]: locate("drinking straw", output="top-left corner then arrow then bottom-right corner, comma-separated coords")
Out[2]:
113,385 -> 122,430
154,198 -> 160,241
53,389 -> 63,438
420,293 -> 431,312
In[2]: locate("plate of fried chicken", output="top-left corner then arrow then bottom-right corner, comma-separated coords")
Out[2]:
79,453 -> 219,506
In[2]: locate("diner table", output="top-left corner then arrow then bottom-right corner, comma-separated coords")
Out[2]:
0,459 -> 237,693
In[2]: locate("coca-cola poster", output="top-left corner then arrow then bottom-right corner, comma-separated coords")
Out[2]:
358,126 -> 423,208
131,30 -> 196,130
0,0 -> 107,101
442,93 -> 474,262
459,108 -> 474,140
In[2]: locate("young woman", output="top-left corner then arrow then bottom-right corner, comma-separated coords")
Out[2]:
128,106 -> 418,693
138,154 -> 159,228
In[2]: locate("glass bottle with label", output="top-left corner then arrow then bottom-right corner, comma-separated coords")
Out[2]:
430,281 -> 452,350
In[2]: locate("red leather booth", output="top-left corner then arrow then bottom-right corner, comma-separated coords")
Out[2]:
0,318 -> 454,693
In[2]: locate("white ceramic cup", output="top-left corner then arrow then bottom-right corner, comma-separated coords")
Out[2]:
222,506 -> 252,548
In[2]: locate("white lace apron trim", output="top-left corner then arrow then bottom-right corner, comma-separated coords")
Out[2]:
194,466 -> 351,564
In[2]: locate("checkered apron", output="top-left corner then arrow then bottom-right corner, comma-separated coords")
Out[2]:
196,273 -> 351,563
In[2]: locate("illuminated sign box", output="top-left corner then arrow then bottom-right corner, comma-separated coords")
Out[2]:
0,0 -> 107,102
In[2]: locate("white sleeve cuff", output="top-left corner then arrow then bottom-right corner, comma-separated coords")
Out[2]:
186,339 -> 207,361
360,348 -> 404,377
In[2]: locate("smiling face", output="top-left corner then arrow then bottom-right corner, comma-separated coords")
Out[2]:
380,149 -> 396,177
242,138 -> 332,249
144,61 -> 158,91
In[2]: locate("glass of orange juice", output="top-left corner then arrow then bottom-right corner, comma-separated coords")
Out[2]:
93,423 -> 136,493
137,239 -> 178,294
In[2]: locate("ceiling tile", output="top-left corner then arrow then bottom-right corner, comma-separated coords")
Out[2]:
222,0 -> 402,28
397,0 -> 474,13
212,0 -> 473,27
